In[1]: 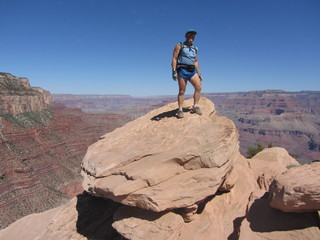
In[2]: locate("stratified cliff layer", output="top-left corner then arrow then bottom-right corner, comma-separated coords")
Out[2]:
0,73 -> 132,229
0,73 -> 52,114
204,90 -> 320,163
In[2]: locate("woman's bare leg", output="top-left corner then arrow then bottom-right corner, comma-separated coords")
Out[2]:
177,76 -> 187,109
190,74 -> 202,106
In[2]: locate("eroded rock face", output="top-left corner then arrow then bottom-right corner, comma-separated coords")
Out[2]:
249,147 -> 300,191
269,162 -> 320,212
0,73 -> 52,114
81,97 -> 239,212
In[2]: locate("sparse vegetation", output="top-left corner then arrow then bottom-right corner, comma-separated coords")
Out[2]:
246,142 -> 265,158
44,185 -> 69,199
0,110 -> 53,128
246,142 -> 275,158
290,154 -> 298,159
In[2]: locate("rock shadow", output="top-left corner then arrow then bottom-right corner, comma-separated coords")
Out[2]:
246,193 -> 320,232
151,108 -> 191,121
114,205 -> 169,222
228,216 -> 246,240
196,194 -> 216,214
76,192 -> 124,240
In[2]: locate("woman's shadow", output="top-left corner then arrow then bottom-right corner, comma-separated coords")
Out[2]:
151,108 -> 191,121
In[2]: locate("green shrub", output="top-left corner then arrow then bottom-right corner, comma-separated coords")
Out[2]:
247,142 -> 265,158
267,142 -> 273,148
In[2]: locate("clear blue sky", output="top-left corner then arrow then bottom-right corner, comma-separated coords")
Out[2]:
1,0 -> 319,96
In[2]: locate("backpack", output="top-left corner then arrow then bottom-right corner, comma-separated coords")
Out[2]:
178,42 -> 198,57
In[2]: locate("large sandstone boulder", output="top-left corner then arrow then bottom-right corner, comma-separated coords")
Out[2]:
249,147 -> 300,191
269,162 -> 320,212
81,97 -> 239,212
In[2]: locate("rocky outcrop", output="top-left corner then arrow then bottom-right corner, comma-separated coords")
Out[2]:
0,73 -> 52,114
2,148 -> 318,240
269,162 -> 320,212
1,98 -> 319,239
81,98 -> 239,212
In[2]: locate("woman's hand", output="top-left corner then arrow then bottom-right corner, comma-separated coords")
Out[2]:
172,70 -> 177,80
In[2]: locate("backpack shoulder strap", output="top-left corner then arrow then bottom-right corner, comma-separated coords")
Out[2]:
178,42 -> 184,58
192,44 -> 198,54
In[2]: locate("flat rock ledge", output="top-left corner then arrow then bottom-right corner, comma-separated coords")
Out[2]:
269,162 -> 320,212
81,97 -> 239,212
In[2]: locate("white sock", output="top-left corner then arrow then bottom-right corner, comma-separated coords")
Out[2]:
194,104 -> 198,108
179,107 -> 183,111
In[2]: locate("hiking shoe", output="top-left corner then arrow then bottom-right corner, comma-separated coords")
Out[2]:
192,106 -> 202,115
177,109 -> 184,118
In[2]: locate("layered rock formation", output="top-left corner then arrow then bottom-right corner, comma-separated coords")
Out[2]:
0,73 -> 132,229
81,97 -> 238,212
1,97 -> 319,240
204,90 -> 320,164
0,73 -> 52,114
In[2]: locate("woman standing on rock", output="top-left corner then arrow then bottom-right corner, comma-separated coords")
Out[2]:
171,29 -> 202,119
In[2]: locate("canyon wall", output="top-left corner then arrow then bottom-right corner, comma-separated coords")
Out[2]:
204,91 -> 320,164
0,73 -> 132,229
0,73 -> 52,114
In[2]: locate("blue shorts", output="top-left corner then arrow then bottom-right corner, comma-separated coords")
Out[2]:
178,68 -> 197,81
